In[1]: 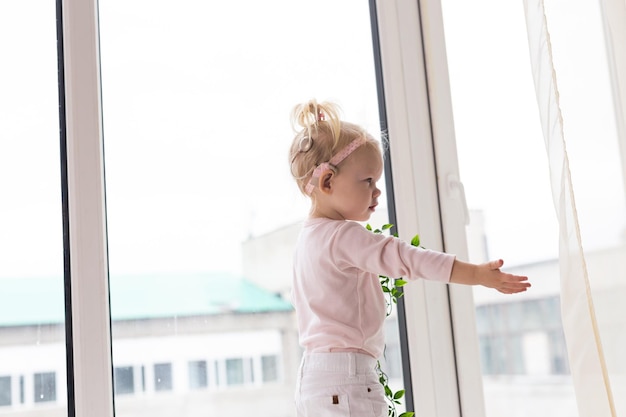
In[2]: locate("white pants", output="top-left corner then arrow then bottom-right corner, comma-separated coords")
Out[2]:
295,352 -> 387,417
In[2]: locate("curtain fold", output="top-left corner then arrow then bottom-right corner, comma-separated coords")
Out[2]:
599,0 -> 626,188
522,0 -> 620,416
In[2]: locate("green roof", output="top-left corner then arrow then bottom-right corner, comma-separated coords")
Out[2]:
0,273 -> 292,327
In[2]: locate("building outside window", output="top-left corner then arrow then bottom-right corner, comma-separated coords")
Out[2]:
33,372 -> 56,403
0,376 -> 11,407
188,361 -> 208,390
114,367 -> 135,395
261,356 -> 278,383
225,359 -> 244,386
153,364 -> 172,392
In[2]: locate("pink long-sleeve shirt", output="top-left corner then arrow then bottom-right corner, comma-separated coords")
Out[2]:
291,218 -> 455,359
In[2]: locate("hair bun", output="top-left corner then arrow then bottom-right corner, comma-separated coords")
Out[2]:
293,99 -> 340,124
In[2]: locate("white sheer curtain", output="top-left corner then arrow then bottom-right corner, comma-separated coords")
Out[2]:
523,0 -> 626,416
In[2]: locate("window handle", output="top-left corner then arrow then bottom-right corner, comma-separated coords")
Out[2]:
447,174 -> 470,226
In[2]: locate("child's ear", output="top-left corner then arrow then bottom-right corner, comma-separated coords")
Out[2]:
318,169 -> 335,194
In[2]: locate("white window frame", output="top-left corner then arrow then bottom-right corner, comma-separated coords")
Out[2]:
374,0 -> 485,416
59,0 -> 113,415
57,0 -> 485,416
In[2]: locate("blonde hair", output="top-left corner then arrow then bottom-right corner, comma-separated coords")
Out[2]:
288,99 -> 381,196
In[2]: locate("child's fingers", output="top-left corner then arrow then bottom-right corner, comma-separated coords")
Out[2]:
487,259 -> 504,270
509,275 -> 530,284
498,277 -> 531,293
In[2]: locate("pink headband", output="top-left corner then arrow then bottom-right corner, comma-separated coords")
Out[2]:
305,137 -> 367,195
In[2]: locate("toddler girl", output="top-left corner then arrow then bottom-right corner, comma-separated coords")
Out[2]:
288,99 -> 530,417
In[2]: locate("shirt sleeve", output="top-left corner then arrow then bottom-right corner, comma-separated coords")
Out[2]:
329,221 -> 455,283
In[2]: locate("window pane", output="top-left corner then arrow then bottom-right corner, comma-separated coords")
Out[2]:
225,359 -> 244,387
541,1 -> 626,411
99,0 -> 399,416
0,1 -> 66,415
0,376 -> 11,407
114,367 -> 135,395
188,361 -> 208,390
438,0 -> 626,414
261,356 -> 278,383
34,373 -> 57,403
154,364 -> 173,392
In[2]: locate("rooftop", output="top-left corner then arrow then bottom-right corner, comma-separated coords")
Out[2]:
0,273 -> 293,327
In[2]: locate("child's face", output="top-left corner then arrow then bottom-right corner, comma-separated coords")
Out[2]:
318,145 -> 383,221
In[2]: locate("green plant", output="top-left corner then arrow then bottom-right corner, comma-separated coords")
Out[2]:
366,223 -> 418,417
375,360 -> 414,417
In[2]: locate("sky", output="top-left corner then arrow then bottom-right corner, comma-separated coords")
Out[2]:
1,0 -> 624,280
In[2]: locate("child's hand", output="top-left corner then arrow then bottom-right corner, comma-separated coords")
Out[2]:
478,259 -> 531,294
450,258 -> 531,294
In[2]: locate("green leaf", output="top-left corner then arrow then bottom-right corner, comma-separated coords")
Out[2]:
393,390 -> 405,399
370,223 -> 421,417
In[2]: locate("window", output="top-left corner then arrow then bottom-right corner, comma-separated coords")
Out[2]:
438,0 -> 583,414
19,376 -> 24,404
0,376 -> 11,407
98,0 -> 396,416
114,367 -> 135,395
225,359 -> 244,386
476,299 -> 567,376
0,0 -> 66,414
248,358 -> 255,384
153,364 -> 173,392
261,356 -> 278,383
188,361 -> 208,389
34,372 -> 56,403
42,0 -> 626,415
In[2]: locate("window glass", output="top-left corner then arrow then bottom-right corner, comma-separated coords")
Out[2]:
98,1 -> 399,416
140,366 -> 146,392
0,1 -> 66,415
226,359 -> 245,387
33,372 -> 56,403
541,1 -> 626,411
154,364 -> 173,392
188,361 -> 208,389
114,367 -> 135,395
0,376 -> 11,407
261,355 -> 278,383
213,362 -> 220,387
440,0 -> 624,414
19,376 -> 24,404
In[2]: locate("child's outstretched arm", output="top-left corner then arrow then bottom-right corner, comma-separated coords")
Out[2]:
449,259 -> 530,294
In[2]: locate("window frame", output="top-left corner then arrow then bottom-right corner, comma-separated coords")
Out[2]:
56,0 -> 485,416
57,0 -> 114,416
372,0 -> 485,415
